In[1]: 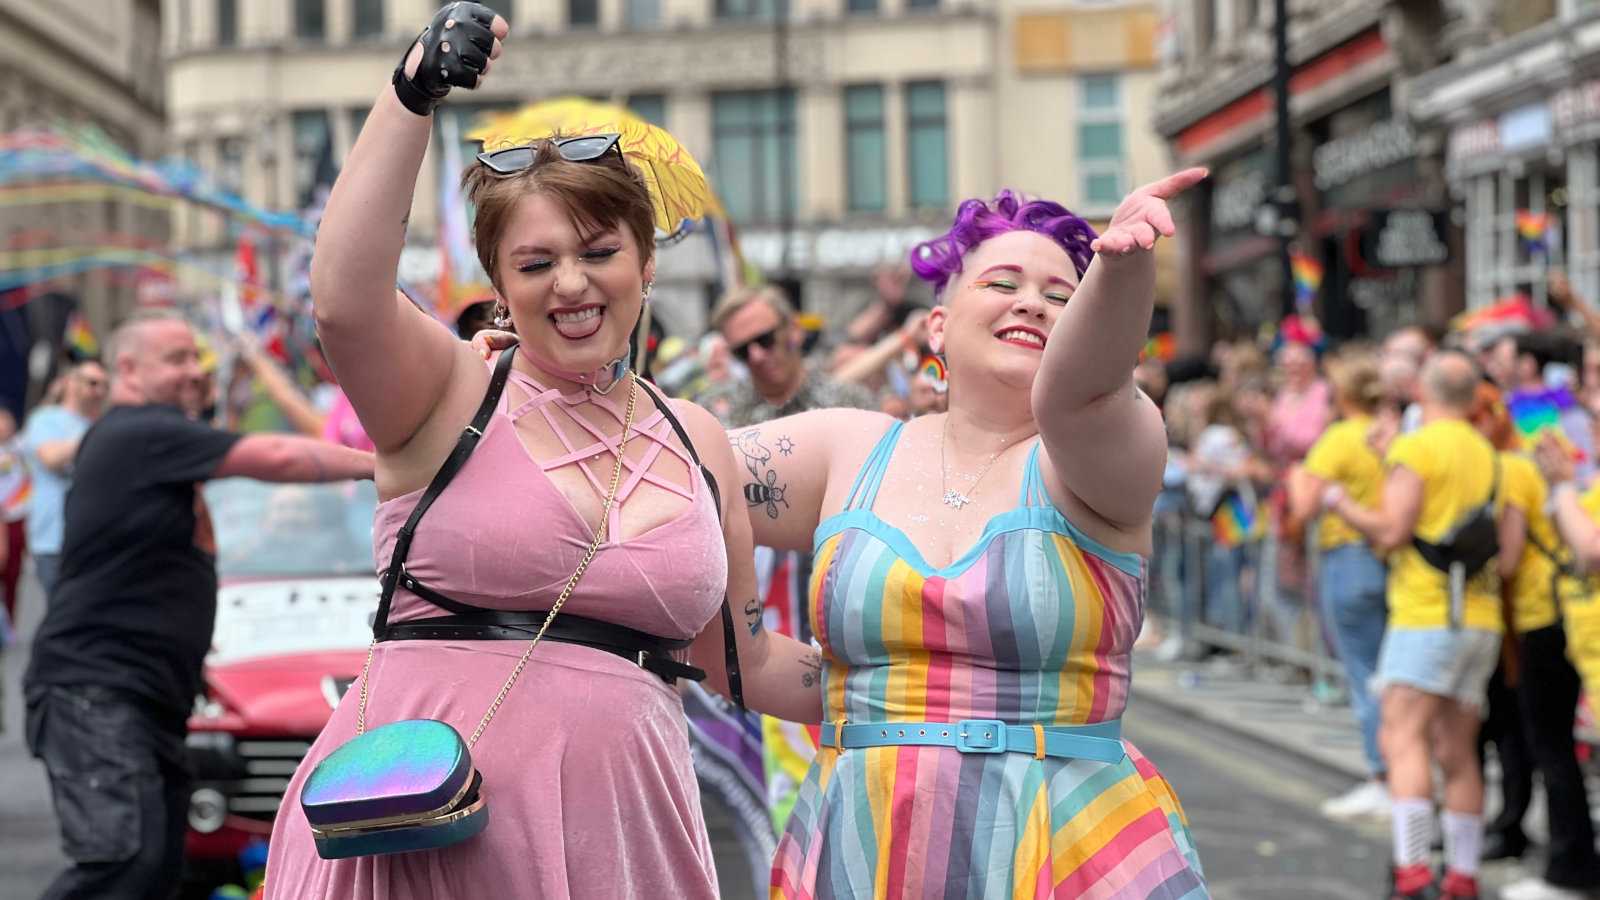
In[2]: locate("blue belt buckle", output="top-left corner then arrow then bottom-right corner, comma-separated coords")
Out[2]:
955,719 -> 1007,754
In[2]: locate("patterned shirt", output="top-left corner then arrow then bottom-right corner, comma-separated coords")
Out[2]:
697,361 -> 876,428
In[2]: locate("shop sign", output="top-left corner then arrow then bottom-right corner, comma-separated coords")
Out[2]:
1553,78 -> 1600,134
1313,120 -> 1415,191
739,226 -> 939,272
1448,118 -> 1501,168
1357,209 -> 1450,269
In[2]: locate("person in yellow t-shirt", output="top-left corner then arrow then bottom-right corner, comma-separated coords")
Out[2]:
1322,351 -> 1502,899
1541,448 -> 1600,701
1286,352 -> 1389,821
1473,388 -> 1600,894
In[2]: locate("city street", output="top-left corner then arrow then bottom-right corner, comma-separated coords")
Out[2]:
0,564 -> 1480,900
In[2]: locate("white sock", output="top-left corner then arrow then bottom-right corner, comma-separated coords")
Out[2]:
1392,798 -> 1434,868
1440,809 -> 1483,876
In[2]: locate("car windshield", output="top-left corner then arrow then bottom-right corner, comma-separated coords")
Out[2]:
205,479 -> 377,580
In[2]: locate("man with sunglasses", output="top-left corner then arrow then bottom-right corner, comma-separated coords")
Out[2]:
21,359 -> 108,596
700,286 -> 874,429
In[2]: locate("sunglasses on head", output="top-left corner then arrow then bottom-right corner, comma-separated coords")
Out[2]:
730,327 -> 784,363
476,133 -> 624,175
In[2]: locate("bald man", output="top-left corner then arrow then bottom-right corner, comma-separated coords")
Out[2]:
23,312 -> 373,900
1325,351 -> 1503,900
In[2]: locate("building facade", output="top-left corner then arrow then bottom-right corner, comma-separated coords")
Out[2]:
1409,0 -> 1600,311
0,0 -> 166,410
163,0 -> 1174,340
1152,0 -> 1474,354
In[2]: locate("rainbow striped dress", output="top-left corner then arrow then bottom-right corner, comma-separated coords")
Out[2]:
771,422 -> 1206,899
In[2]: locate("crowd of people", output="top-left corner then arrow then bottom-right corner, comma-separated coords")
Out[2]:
1133,277 -> 1600,899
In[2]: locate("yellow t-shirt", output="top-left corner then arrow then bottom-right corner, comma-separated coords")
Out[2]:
1561,485 -> 1600,696
1302,415 -> 1383,550
1500,453 -> 1567,634
1383,418 -> 1503,632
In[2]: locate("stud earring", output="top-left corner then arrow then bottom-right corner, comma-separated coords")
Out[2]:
492,302 -> 511,329
642,280 -> 654,303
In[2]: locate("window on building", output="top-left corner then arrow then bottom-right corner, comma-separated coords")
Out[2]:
625,0 -> 660,28
906,81 -> 948,210
847,0 -> 879,12
1078,74 -> 1124,211
295,0 -> 326,41
292,110 -> 335,209
906,0 -> 939,9
217,137 -> 245,195
1194,0 -> 1215,54
716,0 -> 786,21
845,85 -> 886,213
712,90 -> 797,223
568,0 -> 599,27
350,107 -> 370,145
216,0 -> 237,46
353,0 -> 384,39
627,93 -> 667,127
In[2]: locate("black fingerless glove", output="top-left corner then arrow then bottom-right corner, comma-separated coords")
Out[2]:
391,2 -> 499,117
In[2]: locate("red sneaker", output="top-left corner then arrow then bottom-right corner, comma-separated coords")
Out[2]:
1390,863 -> 1436,899
1438,870 -> 1479,900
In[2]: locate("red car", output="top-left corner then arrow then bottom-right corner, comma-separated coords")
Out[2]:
182,479 -> 379,893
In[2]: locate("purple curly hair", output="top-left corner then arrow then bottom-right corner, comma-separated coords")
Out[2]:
909,190 -> 1099,298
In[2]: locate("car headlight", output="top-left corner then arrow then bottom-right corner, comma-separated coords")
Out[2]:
188,787 -> 227,834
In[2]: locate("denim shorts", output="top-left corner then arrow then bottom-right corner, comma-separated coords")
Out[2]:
1371,627 -> 1501,715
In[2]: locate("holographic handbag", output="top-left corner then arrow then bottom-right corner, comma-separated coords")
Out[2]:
299,351 -> 638,858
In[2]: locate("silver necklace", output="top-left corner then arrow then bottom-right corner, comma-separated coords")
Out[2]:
940,417 -> 1004,510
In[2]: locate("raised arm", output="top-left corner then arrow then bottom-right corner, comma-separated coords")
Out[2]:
1033,169 -> 1206,531
312,4 -> 506,453
675,400 -> 824,723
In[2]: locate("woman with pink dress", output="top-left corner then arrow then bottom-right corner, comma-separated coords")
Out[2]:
262,4 -> 821,897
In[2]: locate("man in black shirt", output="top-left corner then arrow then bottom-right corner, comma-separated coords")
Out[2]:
23,312 -> 373,900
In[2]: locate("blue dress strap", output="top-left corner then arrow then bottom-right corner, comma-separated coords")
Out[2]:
1020,441 -> 1051,508
843,420 -> 906,512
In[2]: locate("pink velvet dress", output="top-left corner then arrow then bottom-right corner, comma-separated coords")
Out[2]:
263,366 -> 729,899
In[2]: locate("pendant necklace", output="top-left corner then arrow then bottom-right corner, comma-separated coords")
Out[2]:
939,417 -> 1004,510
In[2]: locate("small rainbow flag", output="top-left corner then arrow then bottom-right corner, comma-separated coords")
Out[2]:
1212,493 -> 1265,548
64,312 -> 98,360
1290,252 -> 1323,307
917,354 -> 947,392
1142,332 -> 1176,362
1516,210 -> 1548,253
1508,387 -> 1586,460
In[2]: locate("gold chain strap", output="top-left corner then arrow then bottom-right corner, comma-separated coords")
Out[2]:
356,373 -> 639,742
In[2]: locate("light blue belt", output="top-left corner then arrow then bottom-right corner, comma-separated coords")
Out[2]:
819,718 -> 1125,764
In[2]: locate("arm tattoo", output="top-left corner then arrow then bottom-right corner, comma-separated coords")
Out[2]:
730,429 -> 791,519
743,597 -> 762,636
800,650 -> 822,688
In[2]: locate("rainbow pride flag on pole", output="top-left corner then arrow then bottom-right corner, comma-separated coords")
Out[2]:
1290,252 -> 1322,309
1516,210 -> 1549,254
1508,387 -> 1587,460
64,311 -> 97,360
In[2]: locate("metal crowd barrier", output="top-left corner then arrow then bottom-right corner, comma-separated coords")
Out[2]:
1147,491 -> 1347,688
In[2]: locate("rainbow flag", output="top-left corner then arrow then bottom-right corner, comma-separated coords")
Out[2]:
1290,252 -> 1323,307
63,311 -> 97,359
1516,210 -> 1549,253
1509,388 -> 1586,460
1212,492 -> 1264,548
1142,332 -> 1175,362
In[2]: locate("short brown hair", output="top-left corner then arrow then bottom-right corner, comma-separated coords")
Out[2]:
460,139 -> 656,289
1325,352 -> 1384,415
709,285 -> 796,332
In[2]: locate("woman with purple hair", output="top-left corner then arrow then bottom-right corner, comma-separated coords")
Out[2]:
477,172 -> 1208,896
734,171 -> 1209,898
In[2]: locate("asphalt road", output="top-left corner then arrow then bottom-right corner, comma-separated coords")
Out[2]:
0,567 -> 1500,899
